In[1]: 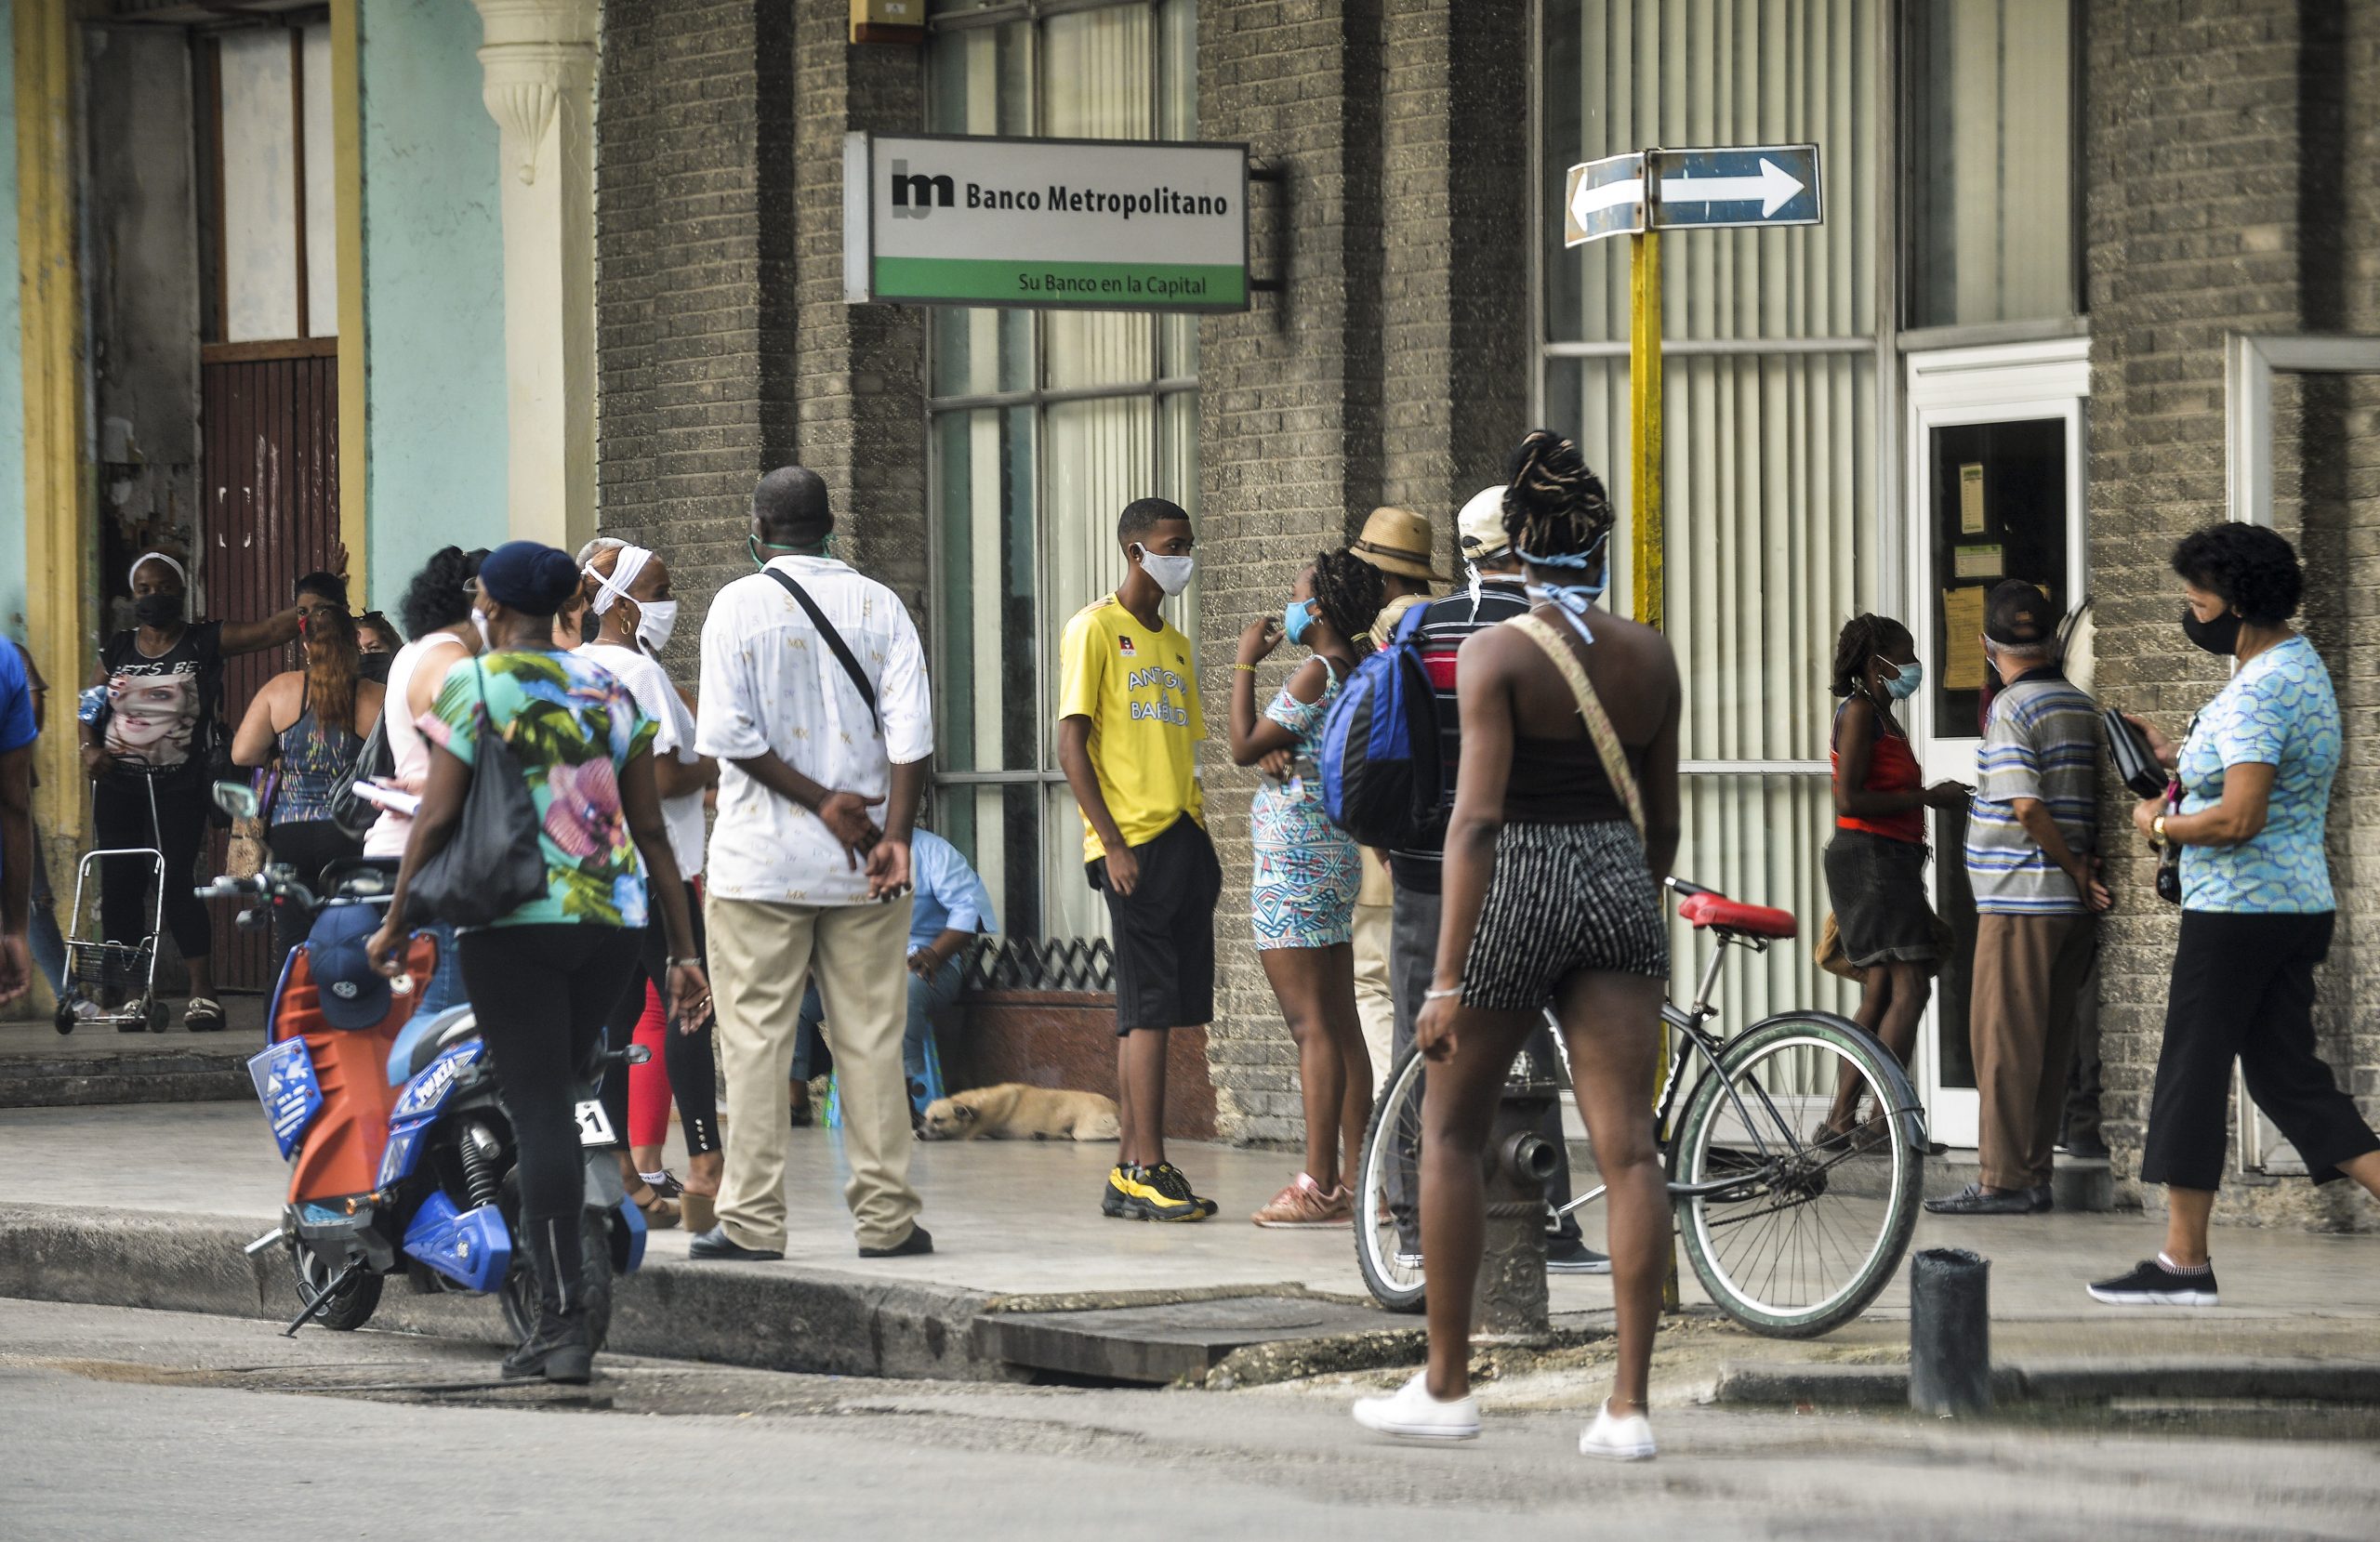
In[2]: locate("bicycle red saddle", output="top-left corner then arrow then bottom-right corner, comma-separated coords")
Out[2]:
1676,890 -> 1799,939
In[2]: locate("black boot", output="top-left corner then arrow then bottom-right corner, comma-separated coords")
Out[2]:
503,1219 -> 594,1385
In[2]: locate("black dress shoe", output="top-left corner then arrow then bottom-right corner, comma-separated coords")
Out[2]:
858,1224 -> 933,1259
1924,1182 -> 2035,1216
688,1224 -> 784,1261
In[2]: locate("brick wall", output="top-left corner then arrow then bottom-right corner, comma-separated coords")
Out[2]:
2084,0 -> 2380,1229
594,0 -> 800,671
1197,0 -> 1530,1143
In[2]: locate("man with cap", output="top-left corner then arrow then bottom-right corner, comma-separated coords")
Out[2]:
1376,486 -> 1606,1272
1928,579 -> 2109,1216
1347,507 -> 1445,1079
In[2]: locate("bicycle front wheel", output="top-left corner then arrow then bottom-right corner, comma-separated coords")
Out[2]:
1672,1016 -> 1922,1338
1353,1048 -> 1428,1313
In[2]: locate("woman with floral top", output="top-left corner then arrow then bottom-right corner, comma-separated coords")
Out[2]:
1229,549 -> 1386,1227
365,541 -> 705,1386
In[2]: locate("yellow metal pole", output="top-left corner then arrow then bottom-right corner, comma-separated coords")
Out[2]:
331,0 -> 368,603
1628,228 -> 1663,630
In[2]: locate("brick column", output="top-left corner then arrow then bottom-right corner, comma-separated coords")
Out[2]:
792,13 -> 929,618
2083,0 -> 2380,1225
594,0 -> 800,652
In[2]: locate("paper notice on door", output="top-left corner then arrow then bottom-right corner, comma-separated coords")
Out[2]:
1942,586 -> 1989,692
1959,463 -> 1986,534
1952,543 -> 2004,580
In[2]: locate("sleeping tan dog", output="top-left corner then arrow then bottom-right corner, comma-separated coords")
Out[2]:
919,1083 -> 1121,1142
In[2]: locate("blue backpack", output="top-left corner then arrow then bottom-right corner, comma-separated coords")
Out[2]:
1319,601 -> 1442,849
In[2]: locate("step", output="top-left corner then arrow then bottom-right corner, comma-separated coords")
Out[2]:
973,1294 -> 1422,1386
0,1008 -> 262,1108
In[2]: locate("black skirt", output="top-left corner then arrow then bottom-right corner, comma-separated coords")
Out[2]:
1824,828 -> 1939,969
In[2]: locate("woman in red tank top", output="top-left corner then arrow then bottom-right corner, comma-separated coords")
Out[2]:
1821,614 -> 1969,1143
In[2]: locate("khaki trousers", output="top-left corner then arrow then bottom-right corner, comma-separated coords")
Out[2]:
709,892 -> 918,1252
1353,848 -> 1396,1084
1972,911 -> 2096,1192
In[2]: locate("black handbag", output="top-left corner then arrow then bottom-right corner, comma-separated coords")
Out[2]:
2103,707 -> 2167,799
326,712 -> 395,841
404,661 -> 549,928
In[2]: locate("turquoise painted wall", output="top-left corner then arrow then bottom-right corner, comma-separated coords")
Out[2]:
359,0 -> 506,617
0,0 -> 25,644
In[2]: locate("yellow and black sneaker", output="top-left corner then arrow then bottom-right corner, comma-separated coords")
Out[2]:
1126,1161 -> 1214,1223
1102,1165 -> 1136,1219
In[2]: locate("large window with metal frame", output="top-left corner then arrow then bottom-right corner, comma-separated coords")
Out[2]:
926,0 -> 1199,960
1538,0 -> 1881,1028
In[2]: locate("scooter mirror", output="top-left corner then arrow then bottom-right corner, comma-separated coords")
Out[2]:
212,780 -> 259,821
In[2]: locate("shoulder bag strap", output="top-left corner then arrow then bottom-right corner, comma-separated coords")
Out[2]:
1505,613 -> 1645,841
762,567 -> 882,736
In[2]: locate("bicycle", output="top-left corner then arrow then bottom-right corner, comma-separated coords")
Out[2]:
1353,876 -> 1926,1339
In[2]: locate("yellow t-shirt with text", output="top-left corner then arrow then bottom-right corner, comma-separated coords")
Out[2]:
1057,595 -> 1204,862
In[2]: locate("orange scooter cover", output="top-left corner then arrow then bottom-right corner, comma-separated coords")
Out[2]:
279,933 -> 440,1207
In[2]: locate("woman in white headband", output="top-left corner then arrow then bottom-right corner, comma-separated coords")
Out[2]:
577,540 -> 721,1229
79,544 -> 348,1033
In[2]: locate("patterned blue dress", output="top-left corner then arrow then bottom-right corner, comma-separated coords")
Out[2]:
1250,660 -> 1362,950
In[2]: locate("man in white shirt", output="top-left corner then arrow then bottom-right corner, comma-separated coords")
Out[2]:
691,467 -> 935,1262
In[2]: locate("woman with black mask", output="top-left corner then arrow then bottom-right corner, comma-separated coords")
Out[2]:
80,547 -> 342,1031
2089,522 -> 2380,1308
365,541 -> 704,1384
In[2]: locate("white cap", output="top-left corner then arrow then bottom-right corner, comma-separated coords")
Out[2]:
1456,485 -> 1510,560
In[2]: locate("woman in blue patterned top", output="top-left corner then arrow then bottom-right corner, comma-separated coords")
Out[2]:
2089,523 -> 2380,1308
1229,549 -> 1384,1228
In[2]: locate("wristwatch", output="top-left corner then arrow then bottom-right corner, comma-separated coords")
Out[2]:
2151,814 -> 2169,842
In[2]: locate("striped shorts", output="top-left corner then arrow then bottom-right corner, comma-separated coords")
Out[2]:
1462,820 -> 1671,1010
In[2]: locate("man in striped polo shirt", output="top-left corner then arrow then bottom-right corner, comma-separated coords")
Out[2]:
1928,581 -> 2110,1216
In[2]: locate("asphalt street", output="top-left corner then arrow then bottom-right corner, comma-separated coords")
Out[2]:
6,1297 -> 2377,1541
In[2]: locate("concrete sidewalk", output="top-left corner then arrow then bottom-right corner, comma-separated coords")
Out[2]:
6,1100 -> 2380,1388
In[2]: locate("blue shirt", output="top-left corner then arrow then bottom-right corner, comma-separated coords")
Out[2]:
2179,634 -> 2339,914
0,644 -> 33,758
1964,670 -> 2100,915
908,827 -> 997,956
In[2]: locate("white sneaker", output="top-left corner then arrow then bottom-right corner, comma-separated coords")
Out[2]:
1579,1400 -> 1656,1461
1352,1371 -> 1481,1442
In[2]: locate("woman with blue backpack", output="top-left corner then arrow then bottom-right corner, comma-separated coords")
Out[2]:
1229,549 -> 1386,1228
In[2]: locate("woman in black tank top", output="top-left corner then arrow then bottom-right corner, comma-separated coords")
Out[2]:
1352,431 -> 1682,1459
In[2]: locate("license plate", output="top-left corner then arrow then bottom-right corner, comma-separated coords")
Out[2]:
574,1099 -> 615,1148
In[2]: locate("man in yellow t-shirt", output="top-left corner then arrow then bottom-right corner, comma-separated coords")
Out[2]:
1057,496 -> 1221,1225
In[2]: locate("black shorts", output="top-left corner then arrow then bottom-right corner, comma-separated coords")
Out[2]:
1090,816 -> 1222,1035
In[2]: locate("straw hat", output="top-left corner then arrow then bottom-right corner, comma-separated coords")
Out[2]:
1350,506 -> 1444,582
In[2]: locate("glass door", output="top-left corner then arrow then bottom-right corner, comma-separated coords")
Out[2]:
1902,340 -> 2089,1148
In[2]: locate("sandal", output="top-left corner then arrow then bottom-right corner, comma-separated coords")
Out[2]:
638,1169 -> 686,1201
627,1181 -> 681,1230
184,998 -> 226,1034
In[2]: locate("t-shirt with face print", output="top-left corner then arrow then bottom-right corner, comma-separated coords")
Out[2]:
99,621 -> 226,778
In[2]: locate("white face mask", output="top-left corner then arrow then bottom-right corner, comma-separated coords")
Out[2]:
470,608 -> 493,651
1134,546 -> 1196,598
633,599 -> 680,654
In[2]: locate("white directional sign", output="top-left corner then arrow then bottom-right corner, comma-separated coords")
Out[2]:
1564,143 -> 1823,246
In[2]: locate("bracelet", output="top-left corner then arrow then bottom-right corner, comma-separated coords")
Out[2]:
1423,986 -> 1462,1003
668,956 -> 704,971
1233,662 -> 1258,673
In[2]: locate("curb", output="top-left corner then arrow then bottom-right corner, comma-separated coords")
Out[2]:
1712,1355 -> 2380,1407
0,1201 -> 1006,1381
0,1051 -> 250,1108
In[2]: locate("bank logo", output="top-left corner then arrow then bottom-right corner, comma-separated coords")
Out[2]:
890,160 -> 954,221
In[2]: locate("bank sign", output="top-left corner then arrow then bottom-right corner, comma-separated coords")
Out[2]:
843,133 -> 1250,313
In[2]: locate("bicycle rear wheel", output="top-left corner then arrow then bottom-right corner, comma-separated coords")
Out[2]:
1672,1015 -> 1921,1338
1352,1048 -> 1428,1313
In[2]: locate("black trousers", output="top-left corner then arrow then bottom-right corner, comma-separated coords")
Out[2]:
2140,911 -> 2380,1192
94,773 -> 212,961
459,925 -> 640,1311
598,883 -> 719,1157
268,819 -> 364,962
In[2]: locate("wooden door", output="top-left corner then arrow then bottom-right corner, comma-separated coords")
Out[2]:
202,342 -> 340,993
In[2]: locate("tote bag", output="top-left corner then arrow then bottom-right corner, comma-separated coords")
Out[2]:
405,661 -> 549,929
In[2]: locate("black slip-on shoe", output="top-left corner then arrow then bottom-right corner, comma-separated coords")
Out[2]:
1545,1235 -> 1613,1274
859,1224 -> 934,1259
687,1225 -> 784,1262
2088,1258 -> 2217,1307
1923,1182 -> 2036,1216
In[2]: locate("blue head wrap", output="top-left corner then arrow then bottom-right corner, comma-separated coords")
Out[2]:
478,540 -> 584,613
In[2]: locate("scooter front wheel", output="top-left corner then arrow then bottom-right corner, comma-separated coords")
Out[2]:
292,1242 -> 383,1332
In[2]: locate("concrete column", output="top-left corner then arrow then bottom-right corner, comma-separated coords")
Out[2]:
471,0 -> 597,553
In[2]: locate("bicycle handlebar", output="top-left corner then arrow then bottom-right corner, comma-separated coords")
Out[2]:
1665,876 -> 1713,898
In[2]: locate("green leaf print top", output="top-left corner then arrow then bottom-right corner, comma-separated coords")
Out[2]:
427,649 -> 658,929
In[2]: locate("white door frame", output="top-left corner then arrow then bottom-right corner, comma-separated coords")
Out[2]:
1901,337 -> 2092,1149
